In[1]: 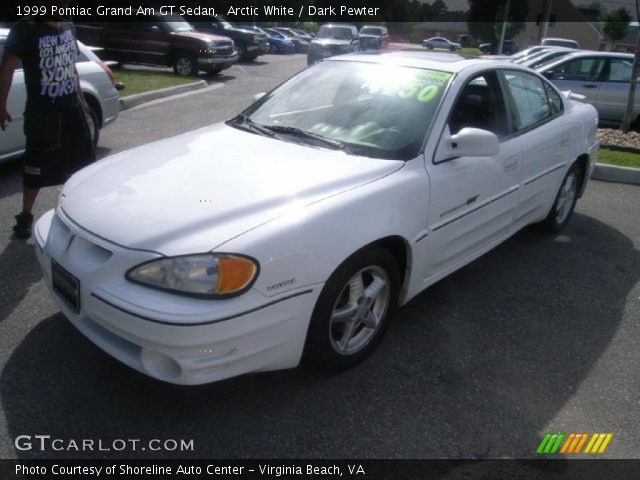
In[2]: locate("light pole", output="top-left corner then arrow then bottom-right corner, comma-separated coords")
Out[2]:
498,0 -> 511,54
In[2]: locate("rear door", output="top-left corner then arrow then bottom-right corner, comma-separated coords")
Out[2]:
0,40 -> 26,160
501,69 -> 573,228
597,56 -> 639,124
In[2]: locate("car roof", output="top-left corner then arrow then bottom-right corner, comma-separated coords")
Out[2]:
332,51 -> 516,73
537,50 -> 633,65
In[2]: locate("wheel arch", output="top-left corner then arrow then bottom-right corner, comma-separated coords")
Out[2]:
83,91 -> 102,128
345,235 -> 413,306
575,152 -> 590,198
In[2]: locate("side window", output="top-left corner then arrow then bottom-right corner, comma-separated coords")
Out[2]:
544,81 -> 564,116
449,72 -> 507,137
552,57 -> 605,81
504,71 -> 556,131
606,59 -> 633,82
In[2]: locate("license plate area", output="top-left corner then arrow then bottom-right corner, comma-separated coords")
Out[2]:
52,260 -> 80,313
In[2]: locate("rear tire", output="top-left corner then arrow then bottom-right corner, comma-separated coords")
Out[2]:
85,106 -> 100,148
303,247 -> 400,370
539,163 -> 581,233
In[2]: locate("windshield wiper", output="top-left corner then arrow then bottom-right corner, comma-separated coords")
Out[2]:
226,114 -> 280,139
263,125 -> 351,152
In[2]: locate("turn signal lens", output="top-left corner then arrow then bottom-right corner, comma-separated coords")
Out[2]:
216,257 -> 258,294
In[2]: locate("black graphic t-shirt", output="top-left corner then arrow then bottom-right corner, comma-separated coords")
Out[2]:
5,20 -> 80,110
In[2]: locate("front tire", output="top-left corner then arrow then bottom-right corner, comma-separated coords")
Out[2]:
173,52 -> 198,76
303,247 -> 400,369
540,163 -> 581,233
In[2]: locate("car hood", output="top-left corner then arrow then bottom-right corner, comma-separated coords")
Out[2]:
359,34 -> 381,40
312,39 -> 352,46
173,31 -> 230,42
60,124 -> 403,255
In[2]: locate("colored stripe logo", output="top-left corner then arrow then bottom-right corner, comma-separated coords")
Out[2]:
537,433 -> 613,455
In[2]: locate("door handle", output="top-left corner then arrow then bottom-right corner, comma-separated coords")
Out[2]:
582,84 -> 598,89
560,133 -> 570,147
503,156 -> 519,172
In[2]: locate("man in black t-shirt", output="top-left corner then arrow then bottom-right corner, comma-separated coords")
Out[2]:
0,2 -> 95,239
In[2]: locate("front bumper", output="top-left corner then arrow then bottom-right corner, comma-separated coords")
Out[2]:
247,42 -> 269,55
34,209 -> 320,385
581,139 -> 600,197
198,51 -> 239,69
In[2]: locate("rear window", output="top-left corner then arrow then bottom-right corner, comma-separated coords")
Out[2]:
360,27 -> 383,36
317,26 -> 354,40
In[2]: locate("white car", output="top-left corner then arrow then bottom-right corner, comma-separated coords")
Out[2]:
0,28 -> 120,164
34,52 -> 599,385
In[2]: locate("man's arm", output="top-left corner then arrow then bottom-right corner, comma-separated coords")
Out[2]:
0,53 -> 19,131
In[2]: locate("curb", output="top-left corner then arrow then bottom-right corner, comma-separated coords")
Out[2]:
600,143 -> 640,154
592,163 -> 640,186
119,80 -> 208,110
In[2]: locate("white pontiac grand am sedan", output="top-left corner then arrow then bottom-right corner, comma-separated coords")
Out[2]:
34,52 -> 599,385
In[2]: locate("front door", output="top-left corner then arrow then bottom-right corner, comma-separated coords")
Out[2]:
425,71 -> 521,278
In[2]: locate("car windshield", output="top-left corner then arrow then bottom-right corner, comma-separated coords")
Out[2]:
164,21 -> 194,32
317,26 -> 353,40
360,27 -> 382,36
241,61 -> 453,160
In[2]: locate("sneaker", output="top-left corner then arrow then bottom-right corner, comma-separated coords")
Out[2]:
13,212 -> 33,239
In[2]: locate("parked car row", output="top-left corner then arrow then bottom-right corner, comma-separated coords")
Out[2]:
307,24 -> 388,65
482,43 -> 639,129
74,17 -> 324,76
0,28 -> 121,164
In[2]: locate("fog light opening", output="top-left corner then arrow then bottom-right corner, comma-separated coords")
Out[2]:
141,350 -> 182,381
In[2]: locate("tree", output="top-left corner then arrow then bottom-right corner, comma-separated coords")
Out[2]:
601,7 -> 632,49
431,0 -> 448,18
467,0 -> 528,46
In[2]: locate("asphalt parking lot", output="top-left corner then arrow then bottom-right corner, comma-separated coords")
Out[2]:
0,53 -> 639,461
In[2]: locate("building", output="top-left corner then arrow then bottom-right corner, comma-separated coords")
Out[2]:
514,0 -> 603,49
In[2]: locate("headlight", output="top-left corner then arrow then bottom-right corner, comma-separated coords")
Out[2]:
126,253 -> 259,298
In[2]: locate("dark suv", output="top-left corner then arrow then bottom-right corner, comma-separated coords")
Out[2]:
184,15 -> 269,62
75,16 -> 238,76
307,24 -> 360,66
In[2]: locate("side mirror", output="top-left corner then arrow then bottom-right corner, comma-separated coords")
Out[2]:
542,70 -> 555,79
253,92 -> 266,102
146,25 -> 160,33
435,127 -> 499,163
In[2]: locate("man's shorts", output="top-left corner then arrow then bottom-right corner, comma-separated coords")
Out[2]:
23,104 -> 96,189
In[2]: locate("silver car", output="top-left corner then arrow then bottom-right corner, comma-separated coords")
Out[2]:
0,28 -> 120,164
537,51 -> 639,128
514,47 -> 574,69
422,37 -> 461,51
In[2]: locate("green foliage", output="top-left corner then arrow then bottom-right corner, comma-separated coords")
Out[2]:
601,7 -> 632,43
467,0 -> 528,45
